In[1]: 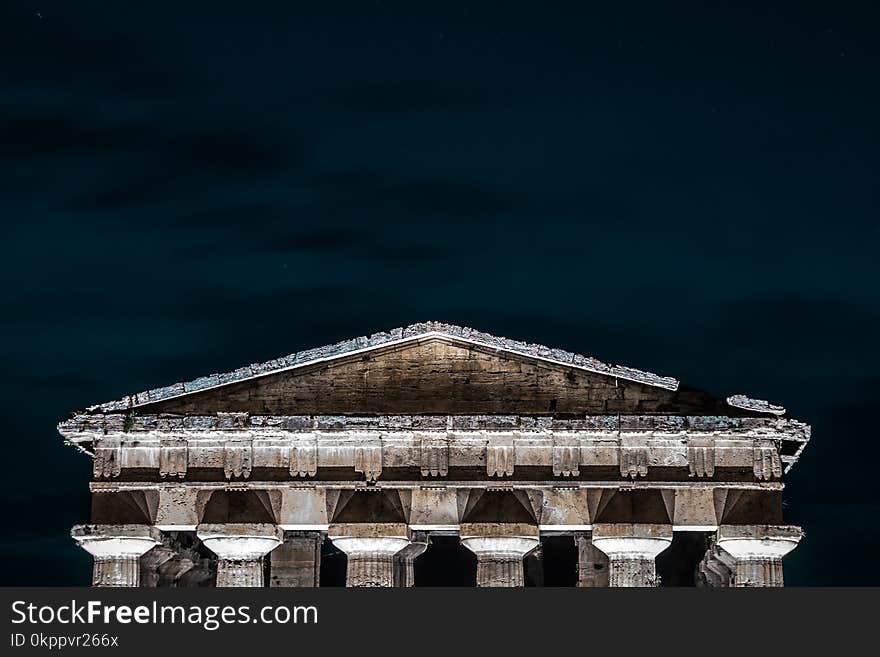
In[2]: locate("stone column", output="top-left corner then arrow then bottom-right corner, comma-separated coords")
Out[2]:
591,524 -> 673,587
696,544 -> 733,587
197,524 -> 283,587
715,525 -> 802,587
157,549 -> 197,587
328,523 -> 410,587
140,544 -> 177,587
460,534 -> 540,587
72,525 -> 161,587
575,533 -> 610,587
393,532 -> 428,587
270,531 -> 324,587
176,555 -> 215,587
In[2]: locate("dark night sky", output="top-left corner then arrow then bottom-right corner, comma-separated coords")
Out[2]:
1,1 -> 878,585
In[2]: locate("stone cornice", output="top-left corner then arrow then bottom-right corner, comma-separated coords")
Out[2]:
90,480 -> 784,491
64,415 -> 808,480
59,413 -> 810,438
726,395 -> 786,416
60,413 -> 809,474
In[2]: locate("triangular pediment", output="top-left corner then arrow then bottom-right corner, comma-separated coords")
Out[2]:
82,322 -> 763,417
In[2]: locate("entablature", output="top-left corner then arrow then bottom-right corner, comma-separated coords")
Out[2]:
61,413 -> 808,482
85,480 -> 785,530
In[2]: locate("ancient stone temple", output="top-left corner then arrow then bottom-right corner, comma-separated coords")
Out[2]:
60,322 -> 809,588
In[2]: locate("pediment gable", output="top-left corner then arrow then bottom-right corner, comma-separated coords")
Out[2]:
80,322 -> 775,417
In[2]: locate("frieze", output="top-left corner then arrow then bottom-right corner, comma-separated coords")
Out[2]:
78,428 -> 801,482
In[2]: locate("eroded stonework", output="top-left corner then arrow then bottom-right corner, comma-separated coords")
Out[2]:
62,323 -> 808,587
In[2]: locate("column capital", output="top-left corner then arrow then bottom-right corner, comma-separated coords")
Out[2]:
327,522 -> 411,555
328,524 -> 412,587
196,523 -> 283,561
459,528 -> 540,588
71,524 -> 161,559
197,524 -> 282,587
460,536 -> 540,557
716,525 -> 803,560
591,523 -> 673,559
459,524 -> 540,562
331,536 -> 411,555
72,525 -> 161,587
590,524 -> 672,587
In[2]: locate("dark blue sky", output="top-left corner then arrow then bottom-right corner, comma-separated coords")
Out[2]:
1,1 -> 878,584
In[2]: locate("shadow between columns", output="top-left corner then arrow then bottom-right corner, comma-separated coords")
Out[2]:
538,536 -> 578,587
413,536 -> 477,587
319,538 -> 347,587
656,532 -> 712,587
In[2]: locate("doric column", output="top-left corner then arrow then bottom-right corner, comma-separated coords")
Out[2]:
575,533 -> 610,587
140,544 -> 176,587
591,524 -> 672,587
176,555 -> 215,587
696,544 -> 733,587
461,538 -> 539,587
393,532 -> 428,587
197,524 -> 283,587
328,523 -> 410,587
715,525 -> 802,587
157,549 -> 196,587
72,525 -> 161,587
460,534 -> 540,587
269,531 -> 324,587
335,538 -> 410,587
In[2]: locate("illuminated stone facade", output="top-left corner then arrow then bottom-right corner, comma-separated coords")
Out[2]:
61,323 -> 807,587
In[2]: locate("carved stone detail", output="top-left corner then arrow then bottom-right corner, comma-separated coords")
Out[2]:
93,439 -> 121,479
223,439 -> 253,480
486,436 -> 515,477
289,435 -> 317,477
619,444 -> 649,478
419,434 -> 449,477
753,439 -> 782,481
159,439 -> 187,479
552,435 -> 580,477
687,436 -> 716,478
354,442 -> 382,482
66,416 -> 811,483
